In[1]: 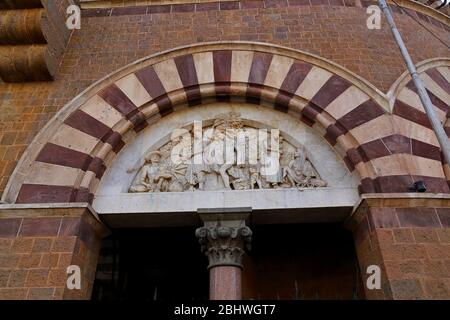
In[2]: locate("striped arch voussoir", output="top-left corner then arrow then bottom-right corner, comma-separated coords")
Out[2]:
4,43 -> 449,204
389,59 -> 450,192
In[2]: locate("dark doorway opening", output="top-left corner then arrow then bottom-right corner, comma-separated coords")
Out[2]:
242,223 -> 365,300
92,223 -> 363,300
92,227 -> 209,301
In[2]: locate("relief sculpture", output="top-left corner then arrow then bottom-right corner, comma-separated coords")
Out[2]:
129,112 -> 326,192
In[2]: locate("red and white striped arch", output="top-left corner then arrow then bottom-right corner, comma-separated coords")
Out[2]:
388,58 -> 450,193
2,43 -> 449,204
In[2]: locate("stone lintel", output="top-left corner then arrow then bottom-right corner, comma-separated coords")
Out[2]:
0,203 -> 109,239
345,193 -> 450,230
197,207 -> 252,225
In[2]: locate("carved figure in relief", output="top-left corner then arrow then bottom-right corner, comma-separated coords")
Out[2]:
249,164 -> 263,189
228,164 -> 251,190
260,134 -> 283,189
129,151 -> 172,192
203,128 -> 231,190
185,150 -> 208,191
284,145 -> 326,188
203,113 -> 243,190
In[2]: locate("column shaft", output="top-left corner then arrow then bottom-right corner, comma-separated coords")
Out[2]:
195,210 -> 252,301
209,266 -> 242,300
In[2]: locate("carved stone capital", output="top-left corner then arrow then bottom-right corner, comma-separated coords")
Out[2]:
195,223 -> 252,269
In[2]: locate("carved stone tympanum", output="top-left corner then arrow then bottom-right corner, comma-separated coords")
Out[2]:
129,112 -> 326,192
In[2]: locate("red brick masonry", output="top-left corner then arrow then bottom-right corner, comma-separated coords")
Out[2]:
352,197 -> 450,299
0,207 -> 109,299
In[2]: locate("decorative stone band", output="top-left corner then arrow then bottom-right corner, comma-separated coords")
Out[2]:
0,45 -> 54,82
0,0 -> 42,9
0,9 -> 46,44
0,203 -> 110,300
345,193 -> 450,227
3,43 -> 450,204
195,225 -> 252,269
0,7 -> 47,82
0,1 -> 74,82
391,64 -> 450,192
79,0 -> 450,31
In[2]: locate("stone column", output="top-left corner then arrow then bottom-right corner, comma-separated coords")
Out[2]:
195,208 -> 252,300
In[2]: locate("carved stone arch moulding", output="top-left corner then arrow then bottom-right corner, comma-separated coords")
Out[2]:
387,58 -> 450,190
3,42 -> 450,204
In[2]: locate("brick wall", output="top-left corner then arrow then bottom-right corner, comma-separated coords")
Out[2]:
72,2 -> 448,92
0,1 -> 448,300
353,199 -> 450,299
0,207 -> 108,300
41,0 -> 78,78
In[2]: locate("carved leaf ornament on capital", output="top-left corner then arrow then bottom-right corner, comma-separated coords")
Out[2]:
196,224 -> 253,269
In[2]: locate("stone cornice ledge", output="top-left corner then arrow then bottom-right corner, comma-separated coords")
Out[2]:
0,202 -> 100,221
79,0 -> 235,8
79,0 -> 450,26
345,192 -> 450,229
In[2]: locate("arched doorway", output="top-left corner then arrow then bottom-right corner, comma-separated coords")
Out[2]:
3,42 -> 397,205
89,102 -> 361,300
2,43 -> 448,300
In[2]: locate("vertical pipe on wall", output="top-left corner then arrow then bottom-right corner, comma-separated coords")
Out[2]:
378,0 -> 450,166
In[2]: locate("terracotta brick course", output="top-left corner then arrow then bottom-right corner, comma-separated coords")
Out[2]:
19,253 -> 42,269
0,0 -> 74,82
19,217 -> 61,237
0,270 -> 9,286
27,287 -> 54,300
11,238 -> 34,253
423,279 -> 449,299
412,228 -> 439,243
32,238 -> 53,252
0,288 -> 27,300
393,228 -> 414,243
0,207 -> 109,300
353,200 -> 450,299
39,253 -> 59,268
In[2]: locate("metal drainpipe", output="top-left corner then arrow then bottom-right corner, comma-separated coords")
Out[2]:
378,0 -> 450,166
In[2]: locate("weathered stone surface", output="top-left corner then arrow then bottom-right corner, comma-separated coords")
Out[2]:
196,223 -> 252,269
0,206 -> 109,300
351,198 -> 450,300
0,0 -> 74,82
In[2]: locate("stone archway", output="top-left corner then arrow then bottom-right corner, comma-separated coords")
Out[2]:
5,41 -> 438,206
1,42 -> 450,300
92,102 -> 359,220
387,58 -> 450,189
